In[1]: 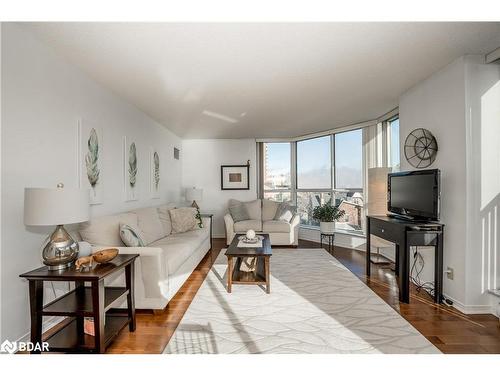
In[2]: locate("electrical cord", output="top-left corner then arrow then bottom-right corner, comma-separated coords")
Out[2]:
410,247 -> 435,298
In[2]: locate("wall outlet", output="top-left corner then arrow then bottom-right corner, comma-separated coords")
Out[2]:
446,267 -> 454,280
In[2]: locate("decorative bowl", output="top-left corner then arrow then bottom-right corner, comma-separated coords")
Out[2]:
92,248 -> 119,264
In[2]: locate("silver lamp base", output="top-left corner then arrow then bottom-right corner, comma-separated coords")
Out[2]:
42,225 -> 79,270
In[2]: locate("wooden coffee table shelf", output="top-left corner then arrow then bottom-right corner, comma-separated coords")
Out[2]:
225,234 -> 272,293
20,254 -> 138,354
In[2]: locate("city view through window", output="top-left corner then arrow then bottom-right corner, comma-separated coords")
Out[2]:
263,128 -> 365,233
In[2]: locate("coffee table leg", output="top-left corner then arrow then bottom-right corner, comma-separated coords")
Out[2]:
265,257 -> 270,294
227,256 -> 233,293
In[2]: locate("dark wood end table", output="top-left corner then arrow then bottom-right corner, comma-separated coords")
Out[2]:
201,213 -> 214,250
20,254 -> 138,353
225,233 -> 272,294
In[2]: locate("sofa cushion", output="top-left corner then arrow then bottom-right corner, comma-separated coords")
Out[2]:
274,202 -> 296,222
130,207 -> 166,245
157,203 -> 176,235
229,199 -> 261,220
119,223 -> 146,247
263,220 -> 291,233
170,207 -> 198,233
150,226 -> 209,274
262,199 -> 280,221
79,212 -> 137,246
228,204 -> 250,222
234,219 -> 262,232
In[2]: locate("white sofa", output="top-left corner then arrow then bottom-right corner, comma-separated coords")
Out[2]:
78,204 -> 211,310
224,199 -> 299,246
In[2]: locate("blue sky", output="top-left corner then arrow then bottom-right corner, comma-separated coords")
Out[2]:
266,129 -> 363,178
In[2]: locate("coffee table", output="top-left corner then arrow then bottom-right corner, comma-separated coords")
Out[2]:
225,233 -> 272,293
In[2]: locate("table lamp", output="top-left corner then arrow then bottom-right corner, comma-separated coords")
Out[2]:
24,183 -> 90,270
367,167 -> 392,264
185,187 -> 203,209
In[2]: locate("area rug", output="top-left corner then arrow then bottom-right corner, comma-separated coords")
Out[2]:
163,248 -> 440,354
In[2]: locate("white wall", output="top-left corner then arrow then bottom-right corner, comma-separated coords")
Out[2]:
399,55 -> 500,314
181,139 -> 257,237
1,23 -> 183,342
464,56 -> 500,312
399,56 -> 468,305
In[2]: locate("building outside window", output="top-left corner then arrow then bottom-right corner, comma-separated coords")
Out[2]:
262,142 -> 291,202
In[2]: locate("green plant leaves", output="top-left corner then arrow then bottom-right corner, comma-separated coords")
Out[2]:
312,200 -> 345,222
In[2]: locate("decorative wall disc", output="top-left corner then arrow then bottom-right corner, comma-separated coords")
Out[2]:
404,128 -> 438,168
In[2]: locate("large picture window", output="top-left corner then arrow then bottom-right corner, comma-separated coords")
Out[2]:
260,126 -> 369,234
297,136 -> 331,189
262,142 -> 291,202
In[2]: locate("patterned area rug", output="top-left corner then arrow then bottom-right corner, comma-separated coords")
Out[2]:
163,248 -> 440,354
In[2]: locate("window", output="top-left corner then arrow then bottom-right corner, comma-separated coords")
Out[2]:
296,191 -> 332,226
389,118 -> 400,171
262,142 -> 291,202
258,122 -> 392,235
334,129 -> 362,189
297,136 -> 331,189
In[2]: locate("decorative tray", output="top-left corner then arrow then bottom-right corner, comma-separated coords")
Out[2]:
237,235 -> 264,244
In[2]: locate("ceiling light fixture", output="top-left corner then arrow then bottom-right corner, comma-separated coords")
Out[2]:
202,110 -> 239,124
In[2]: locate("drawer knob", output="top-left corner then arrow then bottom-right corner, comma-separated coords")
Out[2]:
381,229 -> 385,232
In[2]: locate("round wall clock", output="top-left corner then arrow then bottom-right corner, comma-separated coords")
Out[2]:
404,128 -> 438,168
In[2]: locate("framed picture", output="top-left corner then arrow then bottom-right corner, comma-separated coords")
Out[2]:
78,119 -> 103,205
123,136 -> 139,201
150,147 -> 160,199
221,164 -> 250,190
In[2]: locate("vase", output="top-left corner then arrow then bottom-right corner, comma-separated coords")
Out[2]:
320,221 -> 336,234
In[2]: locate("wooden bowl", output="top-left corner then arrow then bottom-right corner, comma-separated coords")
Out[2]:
92,248 -> 119,264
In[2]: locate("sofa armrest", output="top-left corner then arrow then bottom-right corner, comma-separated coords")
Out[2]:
92,245 -> 168,299
290,214 -> 300,246
224,213 -> 235,246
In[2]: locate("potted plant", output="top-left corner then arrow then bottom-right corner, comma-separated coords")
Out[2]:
312,200 -> 345,234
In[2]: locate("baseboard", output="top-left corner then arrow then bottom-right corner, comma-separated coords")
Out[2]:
16,315 -> 66,347
442,294 -> 495,315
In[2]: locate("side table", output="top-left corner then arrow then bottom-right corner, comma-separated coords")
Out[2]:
320,232 -> 335,254
201,213 -> 214,250
20,254 -> 138,354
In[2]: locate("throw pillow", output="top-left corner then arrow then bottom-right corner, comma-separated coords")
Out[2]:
119,224 -> 145,247
169,207 -> 198,233
274,202 -> 296,222
229,204 -> 250,222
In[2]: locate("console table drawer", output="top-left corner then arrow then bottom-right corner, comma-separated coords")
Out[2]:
369,220 -> 399,243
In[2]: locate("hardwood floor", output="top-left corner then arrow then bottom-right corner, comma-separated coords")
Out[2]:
106,238 -> 500,354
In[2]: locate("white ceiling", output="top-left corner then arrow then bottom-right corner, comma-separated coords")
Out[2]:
26,22 -> 500,139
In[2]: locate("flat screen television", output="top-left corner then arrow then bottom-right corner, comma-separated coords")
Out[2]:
387,169 -> 440,221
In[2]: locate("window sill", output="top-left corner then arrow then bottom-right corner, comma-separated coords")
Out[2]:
299,225 -> 366,238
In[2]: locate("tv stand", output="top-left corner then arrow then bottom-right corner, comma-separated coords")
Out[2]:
366,215 -> 444,304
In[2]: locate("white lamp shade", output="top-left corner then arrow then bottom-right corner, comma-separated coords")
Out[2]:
24,187 -> 90,226
185,187 -> 203,202
367,167 -> 392,216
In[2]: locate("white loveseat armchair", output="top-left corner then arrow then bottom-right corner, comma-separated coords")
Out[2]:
78,204 -> 210,310
224,199 -> 299,246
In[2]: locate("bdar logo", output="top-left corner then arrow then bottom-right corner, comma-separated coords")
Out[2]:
0,340 -> 17,354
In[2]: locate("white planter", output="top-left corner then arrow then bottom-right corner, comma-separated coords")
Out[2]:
320,221 -> 336,234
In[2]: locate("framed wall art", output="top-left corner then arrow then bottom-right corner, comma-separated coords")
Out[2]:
78,119 -> 103,205
221,164 -> 250,190
124,136 -> 139,201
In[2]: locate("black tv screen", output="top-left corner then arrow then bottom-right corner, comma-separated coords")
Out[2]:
388,169 -> 440,221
